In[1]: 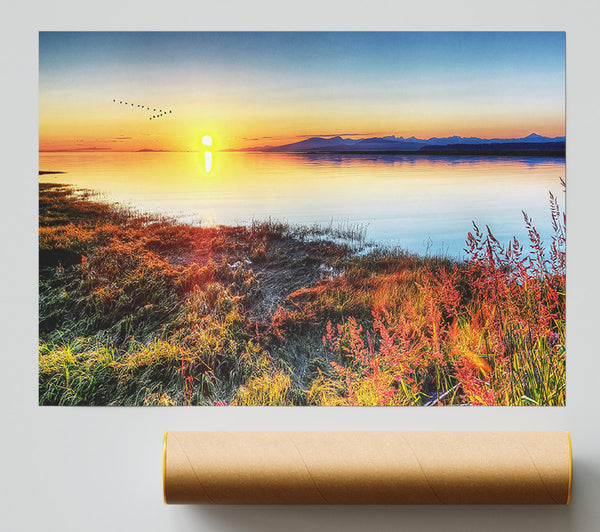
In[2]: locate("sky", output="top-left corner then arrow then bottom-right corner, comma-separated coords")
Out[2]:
39,32 -> 566,152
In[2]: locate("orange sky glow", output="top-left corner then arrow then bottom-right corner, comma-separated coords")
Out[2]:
39,32 -> 565,153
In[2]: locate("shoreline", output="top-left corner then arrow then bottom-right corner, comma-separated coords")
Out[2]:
38,182 -> 565,407
228,149 -> 566,158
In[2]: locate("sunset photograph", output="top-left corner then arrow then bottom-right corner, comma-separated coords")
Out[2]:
38,31 -> 566,406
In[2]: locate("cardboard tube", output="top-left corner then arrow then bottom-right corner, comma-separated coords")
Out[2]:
163,431 -> 572,505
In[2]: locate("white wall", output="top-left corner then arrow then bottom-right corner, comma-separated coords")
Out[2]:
2,2 -> 599,530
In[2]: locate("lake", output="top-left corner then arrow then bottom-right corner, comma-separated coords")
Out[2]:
38,151 -> 565,259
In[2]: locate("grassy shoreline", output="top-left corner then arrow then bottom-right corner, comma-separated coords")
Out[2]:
39,182 -> 565,406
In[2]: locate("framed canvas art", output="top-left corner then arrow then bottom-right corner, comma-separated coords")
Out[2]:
38,31 -> 565,406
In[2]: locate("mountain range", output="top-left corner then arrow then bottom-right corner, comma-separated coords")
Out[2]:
235,133 -> 565,155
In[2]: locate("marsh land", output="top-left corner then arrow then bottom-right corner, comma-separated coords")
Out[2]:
39,181 -> 565,406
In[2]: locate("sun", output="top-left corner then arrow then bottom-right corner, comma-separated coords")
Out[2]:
201,135 -> 213,147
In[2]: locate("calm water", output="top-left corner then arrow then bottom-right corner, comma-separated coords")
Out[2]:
39,151 -> 565,259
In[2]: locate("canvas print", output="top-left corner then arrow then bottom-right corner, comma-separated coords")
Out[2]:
39,32 -> 565,406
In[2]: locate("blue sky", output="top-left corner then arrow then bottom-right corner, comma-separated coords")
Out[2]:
39,32 -> 565,151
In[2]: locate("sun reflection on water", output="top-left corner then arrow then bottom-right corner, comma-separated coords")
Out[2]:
38,151 -> 565,258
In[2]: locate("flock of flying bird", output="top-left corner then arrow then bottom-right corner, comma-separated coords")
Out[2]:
112,99 -> 173,120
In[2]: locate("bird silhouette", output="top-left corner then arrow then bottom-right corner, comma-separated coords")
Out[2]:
111,99 -> 173,120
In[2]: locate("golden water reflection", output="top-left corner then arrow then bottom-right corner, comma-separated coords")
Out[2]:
204,151 -> 212,173
39,151 -> 565,257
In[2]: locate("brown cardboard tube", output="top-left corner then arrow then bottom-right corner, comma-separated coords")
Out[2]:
163,431 -> 572,505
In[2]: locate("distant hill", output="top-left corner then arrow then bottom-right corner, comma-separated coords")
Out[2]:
234,133 -> 566,155
418,141 -> 565,156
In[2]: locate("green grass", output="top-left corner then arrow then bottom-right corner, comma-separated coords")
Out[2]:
38,182 -> 565,406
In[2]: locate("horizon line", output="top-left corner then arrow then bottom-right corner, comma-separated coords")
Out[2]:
39,132 -> 566,154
